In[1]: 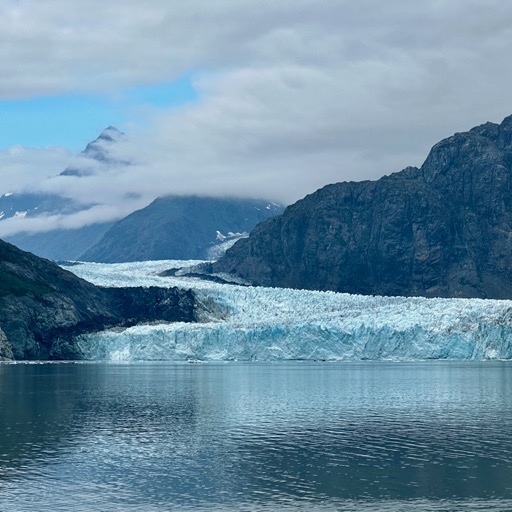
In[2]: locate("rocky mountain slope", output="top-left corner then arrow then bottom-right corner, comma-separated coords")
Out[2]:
6,222 -> 114,262
80,195 -> 283,262
0,239 -> 195,361
213,115 -> 512,299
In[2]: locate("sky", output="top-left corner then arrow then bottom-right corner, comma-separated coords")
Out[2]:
2,0 -> 512,235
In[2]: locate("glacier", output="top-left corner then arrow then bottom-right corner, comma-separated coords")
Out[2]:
62,260 -> 512,362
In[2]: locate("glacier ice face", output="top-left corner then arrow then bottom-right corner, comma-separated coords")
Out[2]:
63,260 -> 512,362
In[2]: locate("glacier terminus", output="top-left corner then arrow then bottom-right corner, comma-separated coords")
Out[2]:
63,260 -> 512,362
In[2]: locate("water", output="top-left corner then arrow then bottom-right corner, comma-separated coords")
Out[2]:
1,361 -> 512,511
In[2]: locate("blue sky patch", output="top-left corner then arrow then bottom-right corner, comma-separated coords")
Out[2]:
0,74 -> 198,151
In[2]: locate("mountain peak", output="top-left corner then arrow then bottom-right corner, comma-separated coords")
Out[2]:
85,125 -> 125,152
60,126 -> 128,176
500,114 -> 512,127
96,126 -> 124,143
420,116 -> 510,182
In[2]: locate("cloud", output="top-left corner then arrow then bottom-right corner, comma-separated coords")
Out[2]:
3,0 -> 512,235
0,203 -> 133,237
3,0 -> 512,100
0,145 -> 72,192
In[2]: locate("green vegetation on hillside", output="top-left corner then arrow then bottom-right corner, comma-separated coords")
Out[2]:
0,271 -> 52,297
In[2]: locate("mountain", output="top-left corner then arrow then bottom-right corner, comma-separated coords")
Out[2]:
0,192 -> 114,261
213,115 -> 512,299
5,222 -> 114,261
60,126 -> 127,176
0,239 -> 195,361
0,191 -> 82,221
2,127 -> 126,260
2,129 -> 282,263
80,195 -> 284,263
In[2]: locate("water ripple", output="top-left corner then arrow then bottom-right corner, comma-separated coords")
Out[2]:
0,361 -> 511,511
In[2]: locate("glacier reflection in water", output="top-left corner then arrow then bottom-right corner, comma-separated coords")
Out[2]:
1,362 -> 512,511
65,260 -> 512,362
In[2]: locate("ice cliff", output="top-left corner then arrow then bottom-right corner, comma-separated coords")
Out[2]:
65,260 -> 512,362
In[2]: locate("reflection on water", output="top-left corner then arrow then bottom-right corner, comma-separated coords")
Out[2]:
0,362 -> 512,511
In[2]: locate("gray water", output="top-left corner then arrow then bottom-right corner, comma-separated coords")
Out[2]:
1,361 -> 512,511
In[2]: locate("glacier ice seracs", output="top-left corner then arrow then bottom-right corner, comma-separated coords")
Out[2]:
63,260 -> 512,362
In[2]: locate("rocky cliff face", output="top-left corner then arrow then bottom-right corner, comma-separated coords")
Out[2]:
214,115 -> 512,299
0,328 -> 13,361
0,240 -> 195,360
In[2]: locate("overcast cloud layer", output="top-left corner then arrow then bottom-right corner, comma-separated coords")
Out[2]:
2,0 -> 512,234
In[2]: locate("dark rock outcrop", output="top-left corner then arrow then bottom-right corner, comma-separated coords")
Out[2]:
0,239 -> 195,360
0,328 -> 13,361
214,115 -> 512,299
80,195 -> 283,262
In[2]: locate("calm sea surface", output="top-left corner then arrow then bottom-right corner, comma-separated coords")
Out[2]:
1,361 -> 512,511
